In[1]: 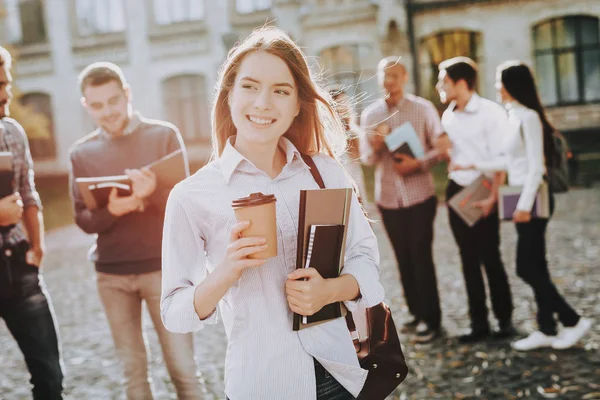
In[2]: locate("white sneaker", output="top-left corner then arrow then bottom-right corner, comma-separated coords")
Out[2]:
511,331 -> 556,351
552,318 -> 592,350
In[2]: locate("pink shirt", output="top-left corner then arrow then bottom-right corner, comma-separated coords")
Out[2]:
359,95 -> 444,209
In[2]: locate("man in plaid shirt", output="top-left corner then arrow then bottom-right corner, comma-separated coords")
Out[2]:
0,46 -> 63,398
360,57 -> 449,343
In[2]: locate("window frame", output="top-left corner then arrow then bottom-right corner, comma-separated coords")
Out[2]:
3,0 -> 48,46
19,92 -> 57,161
150,0 -> 205,26
74,0 -> 127,37
161,74 -> 211,144
533,15 -> 600,107
318,43 -> 378,115
235,0 -> 272,15
418,29 -> 482,108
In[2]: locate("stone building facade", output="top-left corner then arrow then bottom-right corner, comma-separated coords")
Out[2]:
1,0 -> 598,174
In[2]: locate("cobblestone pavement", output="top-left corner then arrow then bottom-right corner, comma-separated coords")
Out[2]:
1,188 -> 599,400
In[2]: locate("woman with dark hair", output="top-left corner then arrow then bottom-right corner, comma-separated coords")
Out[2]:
453,61 -> 590,351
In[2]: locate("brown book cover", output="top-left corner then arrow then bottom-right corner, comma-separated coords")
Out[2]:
448,175 -> 492,227
0,152 -> 14,199
293,187 -> 352,331
75,175 -> 132,210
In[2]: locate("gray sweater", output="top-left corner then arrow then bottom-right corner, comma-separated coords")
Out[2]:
69,116 -> 189,274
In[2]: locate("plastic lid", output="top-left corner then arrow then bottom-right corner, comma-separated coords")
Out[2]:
231,192 -> 276,209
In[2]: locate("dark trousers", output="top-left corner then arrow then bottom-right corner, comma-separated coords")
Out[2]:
226,359 -> 355,400
446,181 -> 513,329
0,241 -> 63,400
515,197 -> 579,335
379,196 -> 441,329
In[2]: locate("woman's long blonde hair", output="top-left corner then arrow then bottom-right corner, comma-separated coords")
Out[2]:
211,26 -> 347,160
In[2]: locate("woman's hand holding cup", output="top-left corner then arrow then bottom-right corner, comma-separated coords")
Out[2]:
221,220 -> 268,280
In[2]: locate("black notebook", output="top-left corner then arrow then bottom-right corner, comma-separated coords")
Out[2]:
392,142 -> 415,159
293,187 -> 352,331
0,152 -> 14,199
88,181 -> 133,210
301,224 -> 345,325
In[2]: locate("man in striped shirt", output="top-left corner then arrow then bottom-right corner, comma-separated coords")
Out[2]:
360,57 -> 448,343
0,46 -> 63,399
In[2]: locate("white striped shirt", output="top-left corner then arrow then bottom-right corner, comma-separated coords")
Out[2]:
160,136 -> 384,400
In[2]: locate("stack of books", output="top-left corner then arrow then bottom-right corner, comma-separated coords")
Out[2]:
293,187 -> 353,331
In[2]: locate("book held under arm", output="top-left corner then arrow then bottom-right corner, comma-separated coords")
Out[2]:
447,175 -> 493,227
293,187 -> 352,331
498,183 -> 550,221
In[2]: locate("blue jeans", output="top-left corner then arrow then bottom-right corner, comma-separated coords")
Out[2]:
0,241 -> 63,399
226,358 -> 355,400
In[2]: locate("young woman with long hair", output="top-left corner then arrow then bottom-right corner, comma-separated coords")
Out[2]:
160,27 -> 383,399
453,61 -> 590,351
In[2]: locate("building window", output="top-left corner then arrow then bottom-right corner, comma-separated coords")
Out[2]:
76,0 -> 126,36
235,0 -> 272,14
319,44 -> 378,114
533,16 -> 600,106
152,0 -> 204,25
162,75 -> 210,141
419,30 -> 483,106
4,0 -> 47,45
19,93 -> 57,160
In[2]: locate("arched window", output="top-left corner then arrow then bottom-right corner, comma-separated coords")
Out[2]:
319,44 -> 378,113
533,16 -> 600,106
19,92 -> 56,160
419,30 -> 483,107
162,74 -> 210,141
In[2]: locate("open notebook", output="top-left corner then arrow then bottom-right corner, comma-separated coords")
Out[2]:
75,149 -> 187,210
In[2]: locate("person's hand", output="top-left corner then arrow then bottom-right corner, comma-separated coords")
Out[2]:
220,221 -> 268,280
285,268 -> 332,316
0,193 -> 23,226
435,133 -> 452,154
368,123 -> 390,152
449,163 -> 475,171
393,153 -> 422,176
107,188 -> 144,217
126,168 -> 157,199
513,210 -> 532,223
26,246 -> 44,268
473,196 -> 496,218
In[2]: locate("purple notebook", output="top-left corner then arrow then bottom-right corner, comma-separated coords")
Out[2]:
498,185 -> 550,220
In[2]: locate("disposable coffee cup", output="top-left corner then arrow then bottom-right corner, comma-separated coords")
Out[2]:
231,192 -> 277,259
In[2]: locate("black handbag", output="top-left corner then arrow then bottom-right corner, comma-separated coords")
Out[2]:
300,154 -> 408,400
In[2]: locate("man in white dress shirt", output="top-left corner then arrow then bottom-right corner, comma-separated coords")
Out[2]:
436,57 -> 515,343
